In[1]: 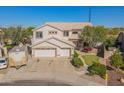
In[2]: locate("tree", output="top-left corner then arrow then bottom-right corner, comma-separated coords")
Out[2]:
17,26 -> 34,44
81,26 -> 108,47
81,26 -> 94,47
108,28 -> 122,35
110,49 -> 124,70
0,29 -> 4,42
1,26 -> 34,45
105,36 -> 116,49
93,26 -> 107,44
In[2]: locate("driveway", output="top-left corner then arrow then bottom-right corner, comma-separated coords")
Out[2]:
0,57 -> 105,86
0,69 -> 8,80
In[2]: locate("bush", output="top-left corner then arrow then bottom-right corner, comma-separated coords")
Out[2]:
73,50 -> 79,58
72,50 -> 83,68
110,49 -> 124,70
4,44 -> 14,49
88,62 -> 106,78
73,57 -> 84,68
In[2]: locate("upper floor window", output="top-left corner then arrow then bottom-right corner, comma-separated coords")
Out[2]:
49,31 -> 57,35
72,31 -> 78,34
63,31 -> 69,37
36,32 -> 43,38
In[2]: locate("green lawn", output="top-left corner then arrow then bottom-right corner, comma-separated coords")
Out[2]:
82,55 -> 99,65
4,45 -> 14,49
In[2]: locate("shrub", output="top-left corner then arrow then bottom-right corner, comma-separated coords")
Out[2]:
72,50 -> 83,68
88,62 -> 106,78
4,44 -> 14,49
73,57 -> 84,68
73,50 -> 79,58
110,49 -> 124,70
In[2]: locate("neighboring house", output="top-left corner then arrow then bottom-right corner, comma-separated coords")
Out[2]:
0,48 -> 2,57
116,32 -> 124,51
31,22 -> 92,58
9,45 -> 28,68
0,42 -> 4,58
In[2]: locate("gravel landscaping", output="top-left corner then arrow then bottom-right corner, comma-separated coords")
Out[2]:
108,70 -> 124,86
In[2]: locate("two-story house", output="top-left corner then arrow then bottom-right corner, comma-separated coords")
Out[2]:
31,22 -> 92,58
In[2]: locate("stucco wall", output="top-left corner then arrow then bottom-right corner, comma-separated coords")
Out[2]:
9,51 -> 27,62
33,25 -> 64,43
32,25 -> 81,44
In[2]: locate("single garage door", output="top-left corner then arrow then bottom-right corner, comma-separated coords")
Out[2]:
60,49 -> 70,57
34,49 -> 56,57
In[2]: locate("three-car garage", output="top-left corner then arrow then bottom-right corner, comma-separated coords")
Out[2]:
32,37 -> 75,58
33,48 -> 71,57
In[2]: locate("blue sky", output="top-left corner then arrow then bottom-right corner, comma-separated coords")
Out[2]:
0,6 -> 124,27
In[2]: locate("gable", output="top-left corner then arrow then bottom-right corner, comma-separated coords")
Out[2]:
34,24 -> 62,32
33,41 -> 58,48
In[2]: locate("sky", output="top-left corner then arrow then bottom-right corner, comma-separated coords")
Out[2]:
0,6 -> 124,27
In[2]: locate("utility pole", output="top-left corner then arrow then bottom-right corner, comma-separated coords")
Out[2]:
89,8 -> 91,22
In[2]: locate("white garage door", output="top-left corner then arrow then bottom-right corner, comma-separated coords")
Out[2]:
34,49 -> 56,57
60,49 -> 70,57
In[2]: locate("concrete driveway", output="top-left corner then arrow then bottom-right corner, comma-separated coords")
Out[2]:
0,57 -> 105,86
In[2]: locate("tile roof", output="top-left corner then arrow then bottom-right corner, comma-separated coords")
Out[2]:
45,22 -> 92,30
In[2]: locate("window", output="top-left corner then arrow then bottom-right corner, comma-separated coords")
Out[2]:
49,31 -> 57,35
72,31 -> 78,34
63,31 -> 69,37
55,32 -> 57,34
36,32 -> 43,38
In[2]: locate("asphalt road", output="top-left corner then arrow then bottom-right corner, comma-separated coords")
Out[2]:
0,80 -> 70,86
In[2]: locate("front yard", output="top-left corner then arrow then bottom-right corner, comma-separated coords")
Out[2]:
72,50 -> 106,80
82,55 -> 99,65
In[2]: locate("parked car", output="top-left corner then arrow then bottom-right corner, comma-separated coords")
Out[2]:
83,47 -> 92,52
0,58 -> 8,69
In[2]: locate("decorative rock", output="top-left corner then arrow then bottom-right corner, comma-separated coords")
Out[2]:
120,78 -> 124,83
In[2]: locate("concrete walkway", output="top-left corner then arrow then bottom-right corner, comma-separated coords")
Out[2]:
0,57 -> 105,86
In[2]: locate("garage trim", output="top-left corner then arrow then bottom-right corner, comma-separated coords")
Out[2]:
60,48 -> 71,57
